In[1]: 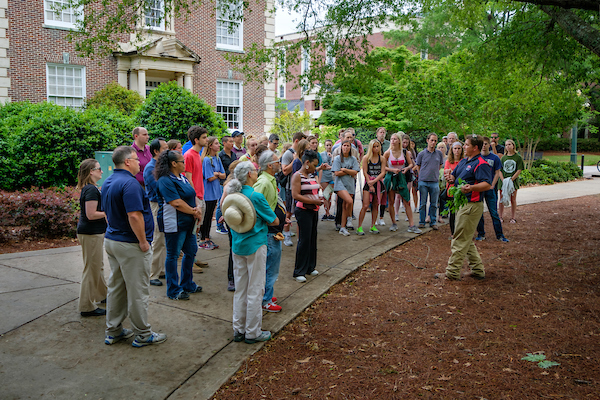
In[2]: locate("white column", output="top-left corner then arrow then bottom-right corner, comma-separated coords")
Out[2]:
263,0 -> 276,133
117,70 -> 128,88
184,73 -> 193,92
130,70 -> 138,93
138,69 -> 147,98
175,72 -> 184,87
0,0 -> 10,104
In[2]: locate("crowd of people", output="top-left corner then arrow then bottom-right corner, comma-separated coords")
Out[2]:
75,125 -> 523,346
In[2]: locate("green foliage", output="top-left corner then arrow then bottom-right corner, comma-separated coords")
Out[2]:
521,353 -> 560,369
269,106 -> 313,143
535,137 -> 600,152
0,102 -> 134,190
441,179 -> 468,215
519,160 -> 582,186
136,81 -> 228,143
85,82 -> 144,115
312,125 -> 342,144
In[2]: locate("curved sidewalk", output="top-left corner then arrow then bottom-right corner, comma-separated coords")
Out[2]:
0,177 -> 598,399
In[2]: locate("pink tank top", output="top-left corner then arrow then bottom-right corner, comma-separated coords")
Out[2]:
387,150 -> 405,167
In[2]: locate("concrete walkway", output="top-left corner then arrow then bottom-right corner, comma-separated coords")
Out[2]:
1,177 -> 599,399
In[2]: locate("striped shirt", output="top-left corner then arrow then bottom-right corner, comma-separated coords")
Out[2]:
295,173 -> 320,211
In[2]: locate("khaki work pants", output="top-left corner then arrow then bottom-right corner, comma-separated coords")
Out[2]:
446,202 -> 485,280
77,233 -> 108,312
150,201 -> 166,280
104,239 -> 153,339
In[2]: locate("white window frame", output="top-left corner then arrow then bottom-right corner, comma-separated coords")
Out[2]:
216,0 -> 244,52
145,0 -> 165,31
326,44 -> 336,67
44,0 -> 82,29
277,48 -> 286,99
216,80 -> 243,131
46,63 -> 86,109
301,46 -> 310,93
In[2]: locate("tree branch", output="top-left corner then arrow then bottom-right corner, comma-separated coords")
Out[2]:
540,5 -> 600,57
513,0 -> 600,11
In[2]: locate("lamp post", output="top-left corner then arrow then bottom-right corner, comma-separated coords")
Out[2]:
570,124 -> 577,164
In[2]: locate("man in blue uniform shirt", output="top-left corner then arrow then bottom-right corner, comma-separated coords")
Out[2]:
442,135 -> 493,280
102,146 -> 167,348
475,136 -> 509,243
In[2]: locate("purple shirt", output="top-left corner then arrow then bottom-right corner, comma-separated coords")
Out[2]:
132,142 -> 152,186
232,145 -> 247,159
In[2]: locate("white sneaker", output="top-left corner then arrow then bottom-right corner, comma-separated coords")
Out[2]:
295,276 -> 307,283
346,217 -> 353,229
390,224 -> 398,232
374,219 -> 380,226
405,216 -> 409,221
283,233 -> 293,247
379,218 -> 386,226
395,214 -> 399,221
310,270 -> 319,276
339,227 -> 350,236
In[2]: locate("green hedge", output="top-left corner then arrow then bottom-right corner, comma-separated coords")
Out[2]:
535,137 -> 600,152
519,159 -> 583,186
0,102 -> 134,190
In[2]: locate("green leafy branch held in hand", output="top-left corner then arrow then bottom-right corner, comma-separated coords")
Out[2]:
441,179 -> 468,216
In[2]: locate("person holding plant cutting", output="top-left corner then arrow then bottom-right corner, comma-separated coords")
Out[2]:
441,135 -> 493,281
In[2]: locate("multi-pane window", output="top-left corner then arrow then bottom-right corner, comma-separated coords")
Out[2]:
145,0 -> 165,30
44,0 -> 81,29
47,64 -> 85,109
216,81 -> 242,130
279,85 -> 285,99
216,0 -> 243,51
301,46 -> 310,93
326,44 -> 336,67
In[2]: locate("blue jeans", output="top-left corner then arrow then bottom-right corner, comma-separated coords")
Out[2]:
164,229 -> 199,299
215,200 -> 224,230
263,233 -> 282,306
418,181 -> 440,225
477,189 -> 504,239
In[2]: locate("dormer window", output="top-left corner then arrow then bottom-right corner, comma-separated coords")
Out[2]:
145,0 -> 165,30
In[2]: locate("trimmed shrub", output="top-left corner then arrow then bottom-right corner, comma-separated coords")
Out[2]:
136,81 -> 228,142
0,102 -> 134,190
535,137 -> 600,152
85,82 -> 144,115
521,159 -> 583,186
0,187 -> 79,239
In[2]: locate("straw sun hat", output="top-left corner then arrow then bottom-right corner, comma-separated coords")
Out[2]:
222,192 -> 256,234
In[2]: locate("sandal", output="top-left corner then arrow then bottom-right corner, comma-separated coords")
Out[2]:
509,218 -> 516,224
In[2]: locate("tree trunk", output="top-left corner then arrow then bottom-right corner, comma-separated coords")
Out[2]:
540,6 -> 600,58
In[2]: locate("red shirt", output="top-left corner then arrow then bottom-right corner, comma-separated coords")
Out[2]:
184,148 -> 205,199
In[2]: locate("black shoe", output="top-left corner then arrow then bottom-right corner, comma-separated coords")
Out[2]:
100,298 -> 107,304
186,286 -> 203,293
335,224 -> 341,231
81,308 -> 107,317
150,279 -> 163,286
159,273 -> 166,279
169,291 -> 190,300
233,331 -> 245,342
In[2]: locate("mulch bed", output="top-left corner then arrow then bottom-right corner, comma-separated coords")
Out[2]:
212,195 -> 600,399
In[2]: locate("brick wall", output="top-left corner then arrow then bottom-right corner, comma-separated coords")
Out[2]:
7,1 -> 271,135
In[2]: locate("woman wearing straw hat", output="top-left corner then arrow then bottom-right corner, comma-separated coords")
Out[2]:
222,161 -> 279,344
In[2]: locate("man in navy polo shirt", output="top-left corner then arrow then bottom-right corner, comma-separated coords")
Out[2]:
144,137 -> 169,287
442,135 -> 493,281
102,146 -> 167,348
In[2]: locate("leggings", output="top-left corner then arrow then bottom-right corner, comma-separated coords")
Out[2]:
200,200 -> 218,240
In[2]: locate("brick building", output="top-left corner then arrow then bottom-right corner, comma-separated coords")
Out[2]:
275,22 -> 424,121
0,0 -> 276,134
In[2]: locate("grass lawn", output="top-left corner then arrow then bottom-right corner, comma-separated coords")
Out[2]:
543,153 -> 600,166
